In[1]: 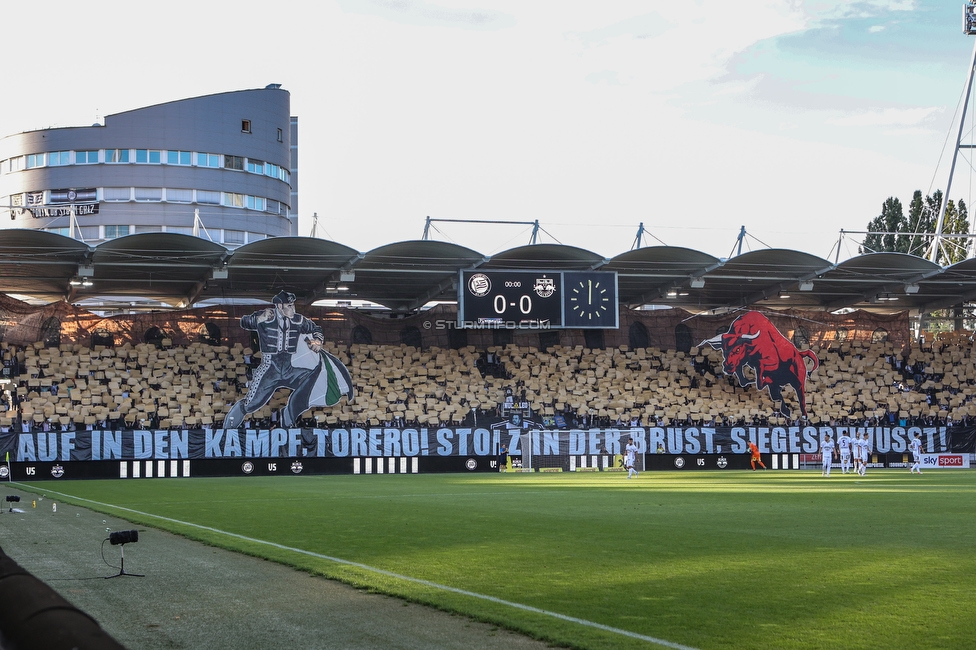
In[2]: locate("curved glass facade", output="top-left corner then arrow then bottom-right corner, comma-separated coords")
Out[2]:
0,86 -> 297,246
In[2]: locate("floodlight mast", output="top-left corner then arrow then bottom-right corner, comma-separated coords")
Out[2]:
930,2 -> 976,263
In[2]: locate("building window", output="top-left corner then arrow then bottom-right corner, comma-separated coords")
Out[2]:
224,155 -> 244,171
246,196 -> 265,211
223,229 -> 245,244
167,150 -> 191,165
79,226 -> 99,240
166,188 -> 192,203
196,152 -> 221,167
279,168 -> 289,183
223,192 -> 244,207
135,149 -> 161,164
166,226 -> 193,235
106,149 -> 129,163
265,163 -> 279,179
241,119 -> 251,133
103,188 -> 131,201
277,128 -> 283,142
8,156 -> 24,172
134,187 -> 163,202
48,227 -> 72,237
49,151 -> 70,166
26,153 -> 45,168
267,199 -> 281,215
134,225 -> 163,233
104,225 -> 130,239
247,159 -> 264,174
76,150 -> 99,164
196,190 -> 221,204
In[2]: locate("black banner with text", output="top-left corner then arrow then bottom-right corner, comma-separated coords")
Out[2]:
0,425 -> 968,463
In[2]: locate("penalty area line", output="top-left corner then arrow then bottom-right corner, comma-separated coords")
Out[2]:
25,484 -> 698,650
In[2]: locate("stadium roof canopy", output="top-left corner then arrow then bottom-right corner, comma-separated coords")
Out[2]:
0,229 -> 973,315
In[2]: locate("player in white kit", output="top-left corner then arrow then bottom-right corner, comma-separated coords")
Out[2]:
909,432 -> 923,474
625,438 -> 639,479
820,434 -> 836,477
858,432 -> 872,476
837,431 -> 853,474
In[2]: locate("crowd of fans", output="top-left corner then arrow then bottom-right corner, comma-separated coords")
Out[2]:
2,333 -> 975,432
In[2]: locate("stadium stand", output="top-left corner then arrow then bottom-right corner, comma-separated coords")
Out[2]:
2,330 -> 976,432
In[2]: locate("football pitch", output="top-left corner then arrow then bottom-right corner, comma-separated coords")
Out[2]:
15,469 -> 976,650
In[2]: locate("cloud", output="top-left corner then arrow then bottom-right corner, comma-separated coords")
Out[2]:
585,70 -> 624,86
566,5 -> 805,93
573,12 -> 671,45
337,0 -> 515,30
803,0 -> 917,22
712,0 -> 964,119
827,106 -> 942,126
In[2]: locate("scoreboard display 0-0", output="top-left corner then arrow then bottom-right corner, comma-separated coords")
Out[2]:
459,270 -> 562,327
458,270 -> 618,329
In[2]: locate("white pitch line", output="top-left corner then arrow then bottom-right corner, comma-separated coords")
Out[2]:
26,484 -> 698,650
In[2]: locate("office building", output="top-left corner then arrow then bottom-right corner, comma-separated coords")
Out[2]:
0,85 -> 297,246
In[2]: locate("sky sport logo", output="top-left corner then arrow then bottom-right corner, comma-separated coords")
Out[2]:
939,455 -> 963,467
424,319 -> 552,330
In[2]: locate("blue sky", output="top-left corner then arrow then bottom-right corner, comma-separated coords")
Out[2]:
1,0 -> 974,261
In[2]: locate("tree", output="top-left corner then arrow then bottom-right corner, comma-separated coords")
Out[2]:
903,190 -> 932,257
861,197 -> 905,253
938,197 -> 970,264
864,189 -> 970,261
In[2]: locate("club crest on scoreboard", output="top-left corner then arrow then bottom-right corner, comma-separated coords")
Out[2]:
533,276 -> 556,298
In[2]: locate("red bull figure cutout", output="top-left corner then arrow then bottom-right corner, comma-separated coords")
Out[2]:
701,311 -> 819,419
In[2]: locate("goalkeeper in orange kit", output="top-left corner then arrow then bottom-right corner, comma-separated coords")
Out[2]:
747,441 -> 766,470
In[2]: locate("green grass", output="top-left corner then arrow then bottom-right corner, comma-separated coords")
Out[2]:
18,470 -> 976,650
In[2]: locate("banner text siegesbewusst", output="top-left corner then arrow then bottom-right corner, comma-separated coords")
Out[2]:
0,425 -> 967,462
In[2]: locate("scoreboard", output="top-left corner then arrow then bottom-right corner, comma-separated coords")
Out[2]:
458,270 -> 618,329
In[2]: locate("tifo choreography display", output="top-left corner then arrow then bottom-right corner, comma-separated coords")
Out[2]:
222,291 -> 354,429
2,302 -> 976,478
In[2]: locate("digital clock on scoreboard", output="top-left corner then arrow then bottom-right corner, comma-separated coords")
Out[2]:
459,270 -> 563,327
458,270 -> 618,329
